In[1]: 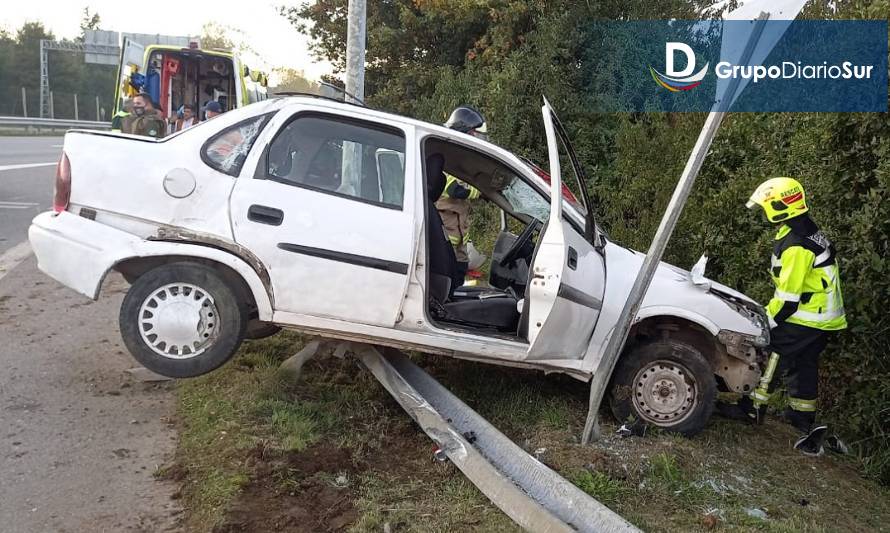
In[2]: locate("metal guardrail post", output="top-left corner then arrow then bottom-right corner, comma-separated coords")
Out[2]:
358,345 -> 640,532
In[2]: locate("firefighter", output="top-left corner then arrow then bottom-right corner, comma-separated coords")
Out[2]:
744,177 -> 847,456
122,93 -> 166,139
437,106 -> 486,284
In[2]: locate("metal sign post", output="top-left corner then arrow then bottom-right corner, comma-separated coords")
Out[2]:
344,0 -> 367,105
341,0 -> 367,197
581,8 -> 786,444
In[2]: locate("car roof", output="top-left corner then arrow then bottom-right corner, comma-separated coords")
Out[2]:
269,96 -> 481,141
267,96 -> 591,225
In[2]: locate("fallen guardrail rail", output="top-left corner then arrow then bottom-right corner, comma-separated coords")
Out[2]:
0,116 -> 111,130
353,344 -> 640,533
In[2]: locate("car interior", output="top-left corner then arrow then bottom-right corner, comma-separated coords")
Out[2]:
423,137 -> 552,340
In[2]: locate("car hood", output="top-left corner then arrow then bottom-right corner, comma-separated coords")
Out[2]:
657,258 -> 760,306
605,246 -> 768,337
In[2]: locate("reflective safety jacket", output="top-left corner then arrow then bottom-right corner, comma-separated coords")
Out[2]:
767,224 -> 847,331
440,174 -> 480,202
435,174 -> 480,246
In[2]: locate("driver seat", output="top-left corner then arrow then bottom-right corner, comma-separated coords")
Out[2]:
424,153 -> 520,333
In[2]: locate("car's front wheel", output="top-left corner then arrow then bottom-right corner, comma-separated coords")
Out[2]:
609,339 -> 716,436
119,262 -> 247,378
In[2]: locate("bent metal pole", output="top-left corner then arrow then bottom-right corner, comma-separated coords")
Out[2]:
581,13 -> 770,445
580,110 -> 726,444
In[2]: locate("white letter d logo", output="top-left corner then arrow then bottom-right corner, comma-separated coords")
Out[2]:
666,42 -> 696,78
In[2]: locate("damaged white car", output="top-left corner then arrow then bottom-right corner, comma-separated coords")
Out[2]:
29,96 -> 769,435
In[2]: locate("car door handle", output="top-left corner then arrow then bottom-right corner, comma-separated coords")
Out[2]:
247,205 -> 284,226
567,246 -> 578,270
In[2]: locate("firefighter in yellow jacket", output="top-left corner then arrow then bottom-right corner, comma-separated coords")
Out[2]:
744,177 -> 847,456
437,106 -> 486,283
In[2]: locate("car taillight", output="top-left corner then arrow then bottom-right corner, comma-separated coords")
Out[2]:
53,152 -> 71,213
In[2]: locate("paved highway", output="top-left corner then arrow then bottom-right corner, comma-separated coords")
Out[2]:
0,136 -> 181,531
0,136 -> 60,254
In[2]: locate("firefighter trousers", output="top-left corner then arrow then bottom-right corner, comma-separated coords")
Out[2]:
752,322 -> 830,432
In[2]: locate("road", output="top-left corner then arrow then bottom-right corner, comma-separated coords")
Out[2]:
0,136 -> 181,532
0,137 -> 59,255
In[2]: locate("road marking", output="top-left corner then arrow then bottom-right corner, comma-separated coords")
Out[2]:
52,144 -> 63,148
0,201 -> 40,210
0,241 -> 33,282
0,162 -> 56,172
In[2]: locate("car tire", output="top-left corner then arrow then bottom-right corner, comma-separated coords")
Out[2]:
245,320 -> 281,340
609,339 -> 716,437
119,262 -> 247,378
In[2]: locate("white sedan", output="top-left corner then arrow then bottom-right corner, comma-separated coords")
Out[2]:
29,96 -> 769,435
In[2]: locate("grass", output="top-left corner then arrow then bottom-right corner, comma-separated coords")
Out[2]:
171,333 -> 890,532
172,331 -> 314,528
571,469 -> 629,505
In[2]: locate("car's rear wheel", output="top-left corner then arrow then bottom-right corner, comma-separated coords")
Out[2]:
609,339 -> 716,436
119,262 -> 247,378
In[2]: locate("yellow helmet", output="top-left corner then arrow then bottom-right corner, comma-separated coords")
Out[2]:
746,177 -> 808,223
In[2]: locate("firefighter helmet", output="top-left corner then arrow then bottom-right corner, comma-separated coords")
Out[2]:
746,177 -> 808,223
444,106 -> 487,137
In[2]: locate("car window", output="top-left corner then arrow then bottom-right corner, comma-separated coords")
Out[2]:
521,158 -> 585,215
265,114 -> 406,209
502,174 -> 551,222
202,114 -> 271,176
376,150 -> 405,207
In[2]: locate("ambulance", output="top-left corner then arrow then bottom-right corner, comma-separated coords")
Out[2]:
114,37 -> 268,132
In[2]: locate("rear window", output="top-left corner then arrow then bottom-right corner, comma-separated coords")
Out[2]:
201,113 -> 273,176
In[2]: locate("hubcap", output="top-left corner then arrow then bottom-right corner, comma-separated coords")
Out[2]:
632,360 -> 697,426
138,283 -> 219,359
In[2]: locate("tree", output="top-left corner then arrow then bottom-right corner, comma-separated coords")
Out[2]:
0,20 -> 115,118
78,7 -> 101,42
201,22 -> 255,56
269,67 -> 318,94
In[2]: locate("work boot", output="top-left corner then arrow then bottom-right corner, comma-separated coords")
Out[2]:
738,396 -> 766,425
784,408 -> 815,434
716,397 -> 765,424
715,401 -> 751,421
825,434 -> 849,455
794,425 -> 828,457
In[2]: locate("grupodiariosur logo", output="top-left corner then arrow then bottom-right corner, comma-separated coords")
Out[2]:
650,42 -> 710,92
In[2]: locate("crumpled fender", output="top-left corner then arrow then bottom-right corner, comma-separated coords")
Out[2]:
29,211 -> 273,320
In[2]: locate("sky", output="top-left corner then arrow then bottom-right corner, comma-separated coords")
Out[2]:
0,0 -> 333,81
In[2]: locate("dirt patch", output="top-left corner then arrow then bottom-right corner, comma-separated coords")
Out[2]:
214,446 -> 361,533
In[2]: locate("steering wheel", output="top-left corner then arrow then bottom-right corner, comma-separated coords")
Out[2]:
500,218 -> 542,266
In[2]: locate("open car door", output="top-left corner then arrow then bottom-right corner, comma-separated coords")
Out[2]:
524,99 -> 606,360
113,38 -> 145,115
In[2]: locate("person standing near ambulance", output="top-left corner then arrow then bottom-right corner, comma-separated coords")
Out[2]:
744,177 -> 847,456
121,93 -> 166,139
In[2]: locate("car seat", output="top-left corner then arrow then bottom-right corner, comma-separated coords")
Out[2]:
425,153 -> 520,333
